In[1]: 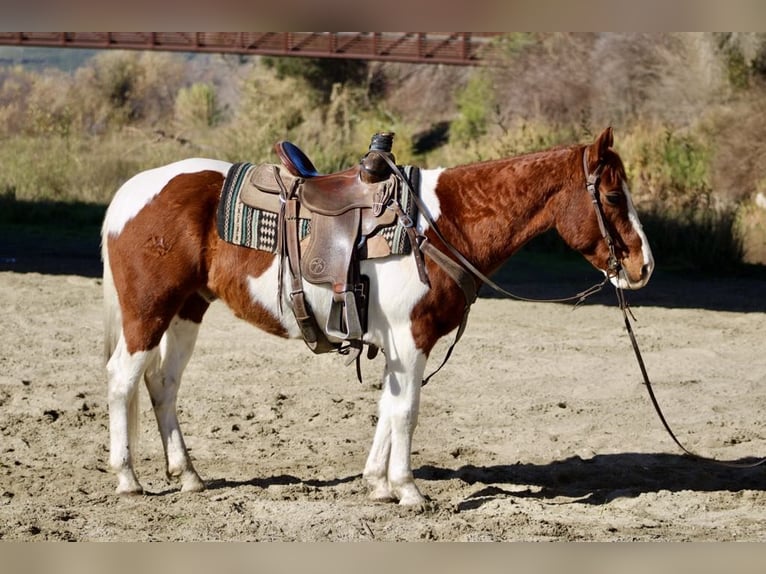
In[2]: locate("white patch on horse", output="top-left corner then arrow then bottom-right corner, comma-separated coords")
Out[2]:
244,244 -> 432,353
147,316 -> 205,492
104,158 -> 231,237
245,257 -> 304,339
362,321 -> 428,504
105,336 -> 151,494
362,255 -> 432,350
622,182 -> 654,288
416,168 -> 444,233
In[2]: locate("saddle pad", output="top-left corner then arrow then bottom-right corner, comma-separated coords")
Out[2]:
217,162 -> 310,252
216,162 -> 420,256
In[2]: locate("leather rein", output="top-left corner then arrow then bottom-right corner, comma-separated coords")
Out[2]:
382,150 -> 766,469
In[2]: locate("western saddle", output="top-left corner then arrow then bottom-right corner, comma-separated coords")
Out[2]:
240,132 -> 429,364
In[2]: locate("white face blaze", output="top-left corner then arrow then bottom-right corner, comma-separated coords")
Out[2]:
612,183 -> 654,290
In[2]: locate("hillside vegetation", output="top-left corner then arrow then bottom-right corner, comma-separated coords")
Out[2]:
2,33 -> 765,268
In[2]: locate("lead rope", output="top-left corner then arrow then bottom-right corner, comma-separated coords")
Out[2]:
616,284 -> 766,468
585,153 -> 766,468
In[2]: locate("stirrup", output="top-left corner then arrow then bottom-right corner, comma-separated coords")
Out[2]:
325,291 -> 364,365
325,290 -> 363,340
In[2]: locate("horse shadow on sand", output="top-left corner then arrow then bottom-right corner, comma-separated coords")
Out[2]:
180,451 -> 765,511
200,473 -> 360,493
414,452 -> 766,511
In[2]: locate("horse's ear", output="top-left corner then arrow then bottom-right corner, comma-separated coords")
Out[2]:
595,127 -> 613,159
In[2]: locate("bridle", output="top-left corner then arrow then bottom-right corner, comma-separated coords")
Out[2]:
383,149 -> 766,468
583,150 -> 621,281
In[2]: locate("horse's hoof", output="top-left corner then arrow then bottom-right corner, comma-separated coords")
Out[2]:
393,484 -> 426,507
115,472 -> 144,495
180,474 -> 206,493
369,489 -> 396,503
365,475 -> 396,502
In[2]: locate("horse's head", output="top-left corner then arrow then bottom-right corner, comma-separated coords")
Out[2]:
557,127 -> 654,290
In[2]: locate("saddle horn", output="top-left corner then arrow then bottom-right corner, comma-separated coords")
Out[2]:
360,132 -> 396,184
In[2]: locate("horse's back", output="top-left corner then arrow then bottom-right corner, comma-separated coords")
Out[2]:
103,158 -> 231,239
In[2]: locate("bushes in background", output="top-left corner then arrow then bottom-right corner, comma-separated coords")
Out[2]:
2,34 -> 766,269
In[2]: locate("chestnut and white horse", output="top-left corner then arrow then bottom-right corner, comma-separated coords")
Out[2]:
101,127 -> 653,505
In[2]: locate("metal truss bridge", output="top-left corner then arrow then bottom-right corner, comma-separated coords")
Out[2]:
0,32 -> 502,65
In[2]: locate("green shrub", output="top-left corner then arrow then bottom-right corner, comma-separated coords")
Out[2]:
620,125 -> 712,211
263,56 -> 368,104
451,73 -> 494,145
175,82 -> 222,130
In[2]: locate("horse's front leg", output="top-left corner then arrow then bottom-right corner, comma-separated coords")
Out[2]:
363,327 -> 427,506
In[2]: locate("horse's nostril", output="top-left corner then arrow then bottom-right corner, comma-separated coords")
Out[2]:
641,263 -> 651,278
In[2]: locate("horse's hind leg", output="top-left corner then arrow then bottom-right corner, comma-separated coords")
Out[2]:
143,305 -> 207,492
106,338 -> 154,494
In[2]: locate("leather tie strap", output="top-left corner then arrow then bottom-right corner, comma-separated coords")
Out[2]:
275,168 -> 337,354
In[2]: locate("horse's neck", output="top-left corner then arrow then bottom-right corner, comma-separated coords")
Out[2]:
436,147 -> 577,273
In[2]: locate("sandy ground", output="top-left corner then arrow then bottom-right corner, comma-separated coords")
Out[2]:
1,241 -> 766,541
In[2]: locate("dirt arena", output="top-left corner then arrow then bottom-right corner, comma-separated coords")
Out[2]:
1,233 -> 765,541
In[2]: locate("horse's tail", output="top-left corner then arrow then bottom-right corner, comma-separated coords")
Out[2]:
101,221 -> 121,365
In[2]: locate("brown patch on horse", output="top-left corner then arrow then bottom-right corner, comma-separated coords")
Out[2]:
204,239 -> 288,338
410,261 -> 473,355
107,170 -> 286,354
409,127 -> 649,353
409,158 -> 563,354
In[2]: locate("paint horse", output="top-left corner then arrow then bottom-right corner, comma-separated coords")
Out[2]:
102,127 -> 653,505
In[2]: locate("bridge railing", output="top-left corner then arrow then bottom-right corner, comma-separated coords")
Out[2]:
0,32 -> 503,65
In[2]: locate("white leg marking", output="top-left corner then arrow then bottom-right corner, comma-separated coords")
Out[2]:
363,388 -> 394,501
106,337 -> 153,495
363,326 -> 428,506
144,317 -> 205,492
357,236 -> 433,504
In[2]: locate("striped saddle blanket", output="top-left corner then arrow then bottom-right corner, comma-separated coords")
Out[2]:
216,162 -> 420,257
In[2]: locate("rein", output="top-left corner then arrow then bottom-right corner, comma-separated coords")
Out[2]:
616,284 -> 766,468
382,150 -> 766,468
381,152 -> 611,306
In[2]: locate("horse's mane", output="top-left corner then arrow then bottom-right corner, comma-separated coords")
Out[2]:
447,142 -> 582,172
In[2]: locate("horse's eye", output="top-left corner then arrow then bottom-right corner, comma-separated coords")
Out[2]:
604,191 -> 623,206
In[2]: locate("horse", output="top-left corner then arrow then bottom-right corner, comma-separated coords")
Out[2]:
101,127 -> 653,506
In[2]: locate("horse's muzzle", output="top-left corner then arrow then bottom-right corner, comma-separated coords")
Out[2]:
611,258 -> 654,290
